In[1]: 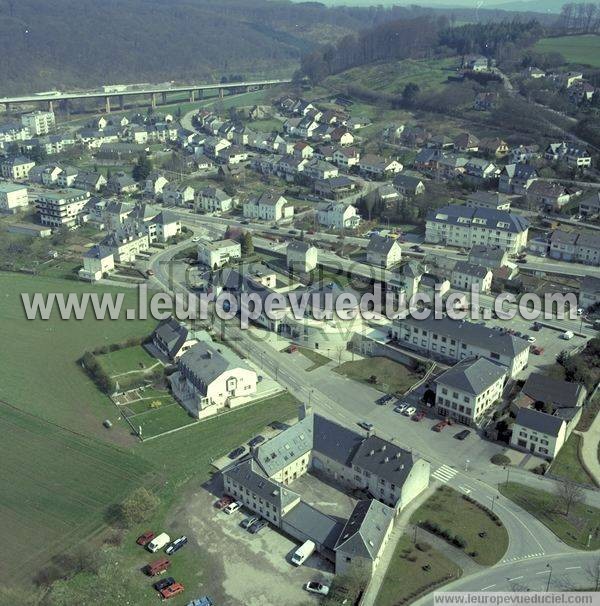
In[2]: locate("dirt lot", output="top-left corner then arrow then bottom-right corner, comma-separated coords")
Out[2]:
178,478 -> 335,606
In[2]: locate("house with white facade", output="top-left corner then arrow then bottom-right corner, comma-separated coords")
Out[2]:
451,261 -> 493,293
0,182 -> 28,213
198,238 -> 241,269
287,240 -> 318,273
359,154 -> 403,179
243,190 -> 293,223
150,317 -> 199,361
317,202 -> 361,230
366,234 -> 402,268
36,188 -> 90,228
1,156 -> 36,180
435,357 -> 506,426
162,182 -> 195,207
78,244 -> 115,281
21,110 -> 55,135
196,186 -> 233,214
425,205 -> 529,254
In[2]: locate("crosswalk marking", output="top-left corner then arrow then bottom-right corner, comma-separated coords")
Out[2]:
501,553 -> 544,564
432,464 -> 457,483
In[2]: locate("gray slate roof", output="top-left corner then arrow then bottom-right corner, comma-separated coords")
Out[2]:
312,414 -> 364,467
153,317 -> 189,359
427,205 -> 529,234
452,261 -> 491,279
522,373 -> 585,410
368,234 -> 398,256
436,357 -> 506,395
282,501 -> 345,551
352,436 -> 415,487
515,407 -> 565,437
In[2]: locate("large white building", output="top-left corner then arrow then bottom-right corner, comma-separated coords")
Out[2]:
425,205 -> 529,254
196,186 -> 233,214
243,190 -> 294,223
198,238 -> 241,269
36,188 -> 90,228
435,357 -> 507,426
21,110 -> 55,136
1,156 -> 35,180
391,315 -> 530,378
317,203 -> 361,230
170,339 -> 257,418
0,182 -> 28,213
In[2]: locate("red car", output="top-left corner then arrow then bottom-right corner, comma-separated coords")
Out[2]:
433,419 -> 451,432
530,345 -> 544,355
160,583 -> 184,599
215,495 -> 234,510
413,411 -> 426,422
136,531 -> 156,546
145,557 -> 170,576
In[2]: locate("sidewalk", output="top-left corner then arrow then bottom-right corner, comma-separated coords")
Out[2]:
360,485 -> 436,606
575,408 -> 600,487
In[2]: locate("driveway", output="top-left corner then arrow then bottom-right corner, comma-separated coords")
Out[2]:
180,480 -> 334,606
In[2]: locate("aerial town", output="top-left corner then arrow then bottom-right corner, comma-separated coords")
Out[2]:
1,2 -> 600,606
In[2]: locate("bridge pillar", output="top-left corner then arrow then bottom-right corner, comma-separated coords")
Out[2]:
119,95 -> 124,110
219,88 -> 224,100
150,93 -> 157,109
197,89 -> 203,100
47,100 -> 53,113
105,96 -> 111,114
4,102 -> 9,113
189,90 -> 195,102
161,92 -> 167,104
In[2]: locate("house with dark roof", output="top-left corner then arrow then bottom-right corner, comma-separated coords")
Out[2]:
366,234 -> 402,268
220,409 -> 430,576
435,357 -> 507,426
579,192 -> 600,217
468,245 -> 508,269
287,240 -> 318,273
150,317 -> 198,361
579,275 -> 600,310
391,315 -> 530,378
510,408 -> 568,460
499,164 -> 538,195
393,174 -> 426,197
451,261 -> 493,293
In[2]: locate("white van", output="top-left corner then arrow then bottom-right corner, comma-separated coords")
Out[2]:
147,532 -> 171,553
562,330 -> 574,340
291,540 -> 316,566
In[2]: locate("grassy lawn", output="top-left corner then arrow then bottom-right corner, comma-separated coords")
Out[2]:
334,356 -> 422,395
499,482 -> 600,550
132,402 -> 194,438
549,434 -> 595,487
376,535 -> 462,606
411,486 -> 509,566
96,345 -> 159,378
0,404 -> 153,585
577,396 -> 600,432
534,35 -> 600,67
298,346 -> 330,371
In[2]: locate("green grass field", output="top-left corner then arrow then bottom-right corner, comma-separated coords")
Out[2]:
376,535 -> 462,606
549,434 -> 595,487
0,403 -> 153,584
411,486 -> 509,566
96,345 -> 159,378
534,35 -> 600,67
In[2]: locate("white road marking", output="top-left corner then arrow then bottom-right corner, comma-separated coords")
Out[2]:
565,566 -> 581,570
508,576 -> 523,581
432,465 -> 457,483
481,585 -> 496,591
458,485 -> 472,494
536,570 -> 551,575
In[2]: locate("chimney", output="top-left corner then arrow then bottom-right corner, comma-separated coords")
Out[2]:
369,449 -> 375,456
384,456 -> 389,463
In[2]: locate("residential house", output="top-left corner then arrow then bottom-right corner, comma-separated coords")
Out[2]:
287,240 -> 318,273
473,92 -> 498,111
170,339 -> 257,419
303,159 -> 339,181
451,261 -> 493,293
498,164 -> 538,195
78,244 -> 115,281
464,158 -> 499,181
511,409 -> 567,460
106,172 -> 138,195
510,145 -> 540,164
393,174 -> 425,197
526,181 -> 573,211
56,166 -> 78,188
435,357 -> 507,426
314,176 -> 357,200
21,110 -> 55,136
359,155 -> 403,179
243,190 -> 293,223
550,229 -> 600,265
425,205 -> 529,254
479,138 -> 509,158
198,238 -> 241,269
293,142 -> 314,160
150,317 -> 199,361
318,202 -> 361,230
101,226 -> 150,263
143,172 -> 169,198
579,192 -> 600,217
196,186 -> 233,214
73,171 -> 107,192
332,147 -> 360,169
1,156 -> 35,180
545,142 -> 592,168
579,275 -> 600,310
0,182 -> 28,213
330,128 -> 354,147
468,245 -> 508,269
464,55 -> 489,71
366,234 -> 402,268
162,182 -> 195,207
453,132 -> 479,152
466,191 -> 511,211
391,315 -> 530,378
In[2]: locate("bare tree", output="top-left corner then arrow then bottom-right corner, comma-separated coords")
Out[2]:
554,478 -> 585,516
334,344 -> 347,366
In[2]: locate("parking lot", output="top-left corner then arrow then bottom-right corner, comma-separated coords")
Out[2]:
180,479 -> 334,606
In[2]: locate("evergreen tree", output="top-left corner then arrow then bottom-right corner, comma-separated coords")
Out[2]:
132,154 -> 153,182
241,231 -> 254,256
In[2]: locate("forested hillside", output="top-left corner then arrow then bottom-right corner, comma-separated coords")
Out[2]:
0,0 -> 444,94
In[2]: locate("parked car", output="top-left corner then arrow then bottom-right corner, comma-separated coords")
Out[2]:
248,435 -> 265,448
145,558 -> 171,576
403,406 -> 417,417
561,330 -> 574,340
165,536 -> 188,555
224,501 -> 242,515
527,336 -> 536,343
433,420 -> 451,432
394,402 -> 409,414
304,581 -> 330,596
376,394 -> 393,405
532,322 -> 542,331
358,421 -> 374,431
530,345 -> 545,355
455,429 -> 471,440
146,269 -> 154,276
241,516 -> 259,530
248,519 -> 268,534
136,531 -> 156,546
227,447 -> 245,460
240,219 -> 249,224
147,533 -> 171,553
413,411 -> 426,422
160,582 -> 185,599
215,495 -> 234,510
154,577 -> 176,591
286,344 -> 298,353
186,597 -> 214,606
191,236 -> 200,242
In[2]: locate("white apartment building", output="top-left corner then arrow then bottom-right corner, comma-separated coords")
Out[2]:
317,203 -> 361,230
21,110 -> 55,136
391,315 -> 530,378
36,188 -> 90,228
0,182 -> 28,213
101,229 -> 150,263
243,190 -> 294,223
511,409 -> 567,460
435,357 -> 506,426
450,261 -> 493,293
198,238 -> 241,269
1,156 -> 36,180
425,205 -> 529,254
78,245 -> 115,281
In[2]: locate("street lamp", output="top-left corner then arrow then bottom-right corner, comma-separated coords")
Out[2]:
546,563 -> 553,592
490,495 -> 499,513
503,465 -> 511,487
465,459 -> 470,472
